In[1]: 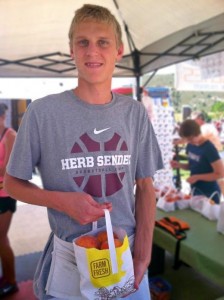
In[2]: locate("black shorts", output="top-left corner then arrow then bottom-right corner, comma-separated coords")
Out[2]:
0,196 -> 17,214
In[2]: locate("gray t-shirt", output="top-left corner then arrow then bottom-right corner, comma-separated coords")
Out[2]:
7,90 -> 163,299
8,90 -> 163,238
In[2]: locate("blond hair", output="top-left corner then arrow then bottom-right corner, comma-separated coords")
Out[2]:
68,4 -> 122,49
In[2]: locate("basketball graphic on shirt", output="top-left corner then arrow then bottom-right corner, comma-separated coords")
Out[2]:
71,132 -> 129,197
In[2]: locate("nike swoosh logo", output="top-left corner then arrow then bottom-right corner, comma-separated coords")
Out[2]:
94,127 -> 110,134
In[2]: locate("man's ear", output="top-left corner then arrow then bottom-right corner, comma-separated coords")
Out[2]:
116,44 -> 124,62
70,42 -> 75,60
70,48 -> 75,60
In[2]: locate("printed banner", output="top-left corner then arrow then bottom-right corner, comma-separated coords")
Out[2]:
175,52 -> 224,91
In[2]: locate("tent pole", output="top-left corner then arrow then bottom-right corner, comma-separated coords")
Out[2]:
113,0 -> 141,101
136,75 -> 141,101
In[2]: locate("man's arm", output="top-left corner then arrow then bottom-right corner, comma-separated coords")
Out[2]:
133,176 -> 156,289
187,159 -> 224,184
4,173 -> 112,225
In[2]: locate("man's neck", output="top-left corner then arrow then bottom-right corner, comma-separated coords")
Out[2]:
73,81 -> 112,105
197,135 -> 207,145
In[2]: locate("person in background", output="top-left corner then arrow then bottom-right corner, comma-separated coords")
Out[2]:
192,111 -> 224,197
0,103 -> 18,297
171,119 -> 224,203
4,4 -> 163,300
192,111 -> 223,152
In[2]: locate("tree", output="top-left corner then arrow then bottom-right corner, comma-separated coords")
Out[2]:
211,101 -> 224,112
211,101 -> 224,119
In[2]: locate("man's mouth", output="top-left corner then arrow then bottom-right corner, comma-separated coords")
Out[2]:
85,62 -> 103,68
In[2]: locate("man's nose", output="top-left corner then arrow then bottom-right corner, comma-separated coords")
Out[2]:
86,42 -> 99,55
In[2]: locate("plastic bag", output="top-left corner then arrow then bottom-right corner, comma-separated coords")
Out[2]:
217,202 -> 224,234
156,197 -> 175,212
73,209 -> 135,300
189,195 -> 207,213
201,199 -> 220,221
175,193 -> 191,210
200,191 -> 220,221
156,187 -> 176,212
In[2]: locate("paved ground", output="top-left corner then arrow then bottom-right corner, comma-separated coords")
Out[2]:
9,204 -> 50,256
8,174 -> 50,256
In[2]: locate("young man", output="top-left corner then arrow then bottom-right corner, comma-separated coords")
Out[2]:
171,119 -> 224,203
4,4 -> 163,299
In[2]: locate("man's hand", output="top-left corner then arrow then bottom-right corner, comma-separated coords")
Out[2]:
55,191 -> 112,224
133,177 -> 156,290
4,173 -> 112,225
133,258 -> 149,290
187,175 -> 199,184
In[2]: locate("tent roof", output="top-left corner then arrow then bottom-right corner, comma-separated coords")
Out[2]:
1,0 -> 224,78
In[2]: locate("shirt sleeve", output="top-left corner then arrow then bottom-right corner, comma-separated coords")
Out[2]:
205,141 -> 221,164
7,103 -> 41,180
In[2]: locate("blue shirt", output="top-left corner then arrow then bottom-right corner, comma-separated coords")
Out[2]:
186,140 -> 221,203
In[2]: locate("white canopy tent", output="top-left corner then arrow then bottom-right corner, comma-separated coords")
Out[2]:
1,0 -> 224,97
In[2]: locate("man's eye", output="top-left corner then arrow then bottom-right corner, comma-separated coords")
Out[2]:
78,40 -> 89,47
98,40 -> 109,47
